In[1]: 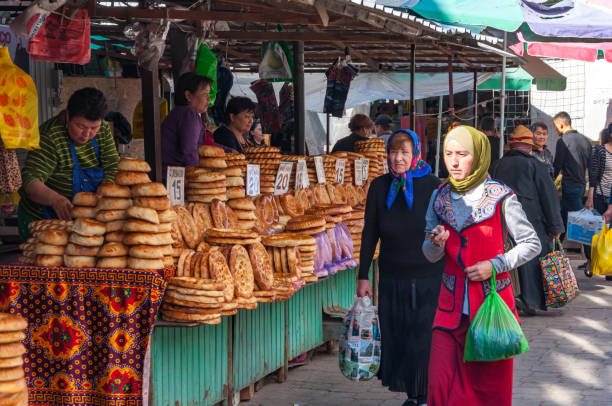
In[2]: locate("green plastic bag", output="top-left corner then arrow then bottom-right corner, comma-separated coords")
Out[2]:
194,42 -> 217,106
464,266 -> 529,362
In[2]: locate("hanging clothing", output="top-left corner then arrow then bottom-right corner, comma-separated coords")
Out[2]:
250,79 -> 281,133
278,82 -> 294,124
212,64 -> 234,126
0,140 -> 22,194
323,58 -> 358,118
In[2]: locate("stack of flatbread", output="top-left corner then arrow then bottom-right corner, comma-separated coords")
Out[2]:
228,245 -> 257,310
0,313 -> 28,405
113,157 -> 152,188
185,167 -> 228,204
227,198 -> 257,231
245,146 -> 281,194
262,233 -> 318,284
71,191 -> 98,220
285,215 -> 326,237
345,209 -> 365,261
224,152 -> 247,176
122,204 -> 173,270
19,220 -> 72,266
355,138 -> 386,182
94,182 -> 131,268
205,228 -> 261,246
64,217 -> 106,268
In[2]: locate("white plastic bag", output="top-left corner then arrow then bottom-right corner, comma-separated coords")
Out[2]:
339,295 -> 381,381
567,209 -> 604,245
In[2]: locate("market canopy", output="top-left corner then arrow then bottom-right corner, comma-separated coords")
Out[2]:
479,54 -> 566,90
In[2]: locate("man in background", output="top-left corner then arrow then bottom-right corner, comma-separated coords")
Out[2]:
480,116 -> 501,166
531,122 -> 554,177
374,114 -> 393,144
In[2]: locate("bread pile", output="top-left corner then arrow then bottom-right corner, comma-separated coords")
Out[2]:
64,217 -> 106,268
70,191 -> 98,220
244,146 -> 281,194
307,155 -> 338,184
344,209 -> 365,261
355,138 -> 386,182
19,220 -> 72,266
221,166 -> 246,200
263,233 -> 318,284
205,228 -> 261,246
227,198 -> 257,231
0,313 -> 28,405
224,152 -> 247,175
185,166 -> 227,204
91,183 -> 129,268
285,215 -> 326,237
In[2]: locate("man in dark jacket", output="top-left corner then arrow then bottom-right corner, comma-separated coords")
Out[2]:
491,125 -> 565,314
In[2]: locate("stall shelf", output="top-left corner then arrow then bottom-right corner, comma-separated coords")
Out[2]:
287,280 -> 324,360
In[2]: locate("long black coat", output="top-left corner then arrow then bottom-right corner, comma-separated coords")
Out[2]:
491,149 -> 565,310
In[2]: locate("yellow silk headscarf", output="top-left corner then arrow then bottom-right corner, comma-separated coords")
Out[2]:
444,125 -> 491,194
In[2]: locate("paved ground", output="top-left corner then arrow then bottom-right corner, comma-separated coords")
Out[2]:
245,258 -> 612,406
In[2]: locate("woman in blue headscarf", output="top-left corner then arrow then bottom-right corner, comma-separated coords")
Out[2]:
357,130 -> 444,406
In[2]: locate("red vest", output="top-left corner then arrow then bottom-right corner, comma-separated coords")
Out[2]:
432,180 -> 520,331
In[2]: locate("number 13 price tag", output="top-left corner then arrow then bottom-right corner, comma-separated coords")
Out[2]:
166,166 -> 185,206
314,156 -> 326,184
246,164 -> 260,196
335,159 -> 346,184
295,159 -> 309,189
274,162 -> 293,195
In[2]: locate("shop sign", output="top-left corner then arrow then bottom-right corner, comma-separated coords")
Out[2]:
335,159 -> 346,184
274,162 -> 293,195
246,164 -> 260,196
314,156 -> 326,183
166,166 -> 185,206
295,159 -> 309,189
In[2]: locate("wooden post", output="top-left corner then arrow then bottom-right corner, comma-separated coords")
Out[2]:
326,113 -> 330,154
141,67 -> 162,182
448,55 -> 454,114
293,41 -> 305,155
500,32 -> 507,158
410,43 -> 416,130
473,70 -> 478,128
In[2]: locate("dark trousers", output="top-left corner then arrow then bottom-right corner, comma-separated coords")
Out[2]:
560,184 -> 587,259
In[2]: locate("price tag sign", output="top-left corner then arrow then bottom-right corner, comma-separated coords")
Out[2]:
354,159 -> 364,186
335,158 -> 346,184
166,166 -> 185,206
274,162 -> 293,195
314,156 -> 326,183
383,160 -> 389,174
246,164 -> 260,196
362,158 -> 369,182
295,159 -> 310,189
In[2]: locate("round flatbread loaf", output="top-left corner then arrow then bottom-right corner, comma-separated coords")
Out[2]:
205,237 -> 261,245
133,197 -> 171,211
227,187 -> 246,200
186,187 -> 227,196
208,250 -> 234,302
63,255 -> 96,268
96,197 -> 132,211
123,220 -> 160,233
198,145 -> 225,158
97,182 -> 131,198
157,209 -> 178,223
129,245 -> 164,259
65,243 -> 99,256
187,180 -> 227,189
34,244 -> 65,255
175,206 -> 200,249
131,182 -> 168,197
0,377 -> 26,394
117,157 -> 151,172
72,192 -> 97,207
127,257 -> 164,270
69,233 -> 104,247
0,314 -> 26,334
105,220 -> 125,233
96,209 -> 127,222
234,210 -> 257,220
0,356 -> 23,368
227,198 -> 256,211
115,171 -> 151,186
236,220 -> 255,230
229,245 -> 255,298
105,231 -> 125,243
191,204 -> 213,231
127,206 -> 159,224
210,199 -> 228,228
262,232 -> 316,247
37,230 -> 68,246
96,257 -> 128,268
186,194 -> 227,203
71,206 -> 97,219
286,215 -> 326,231
248,242 -> 274,291
72,218 -> 106,236
98,242 -> 128,257
199,157 -> 227,169
206,228 -> 259,239
123,232 -> 173,246
215,167 -> 242,177
226,176 -> 245,187
187,170 -> 225,183
37,254 -> 63,267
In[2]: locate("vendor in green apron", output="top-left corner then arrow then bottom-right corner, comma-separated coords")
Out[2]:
18,87 -> 120,240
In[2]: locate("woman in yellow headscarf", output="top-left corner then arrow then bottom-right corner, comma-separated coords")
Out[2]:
421,126 -> 540,406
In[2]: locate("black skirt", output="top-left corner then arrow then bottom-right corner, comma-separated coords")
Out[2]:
377,273 -> 441,400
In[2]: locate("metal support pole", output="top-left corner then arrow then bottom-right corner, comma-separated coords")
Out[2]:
410,43 -> 416,130
500,32 -> 507,158
473,71 -> 478,128
293,41 -> 305,155
141,67 -> 162,182
448,56 -> 454,114
435,95 -> 443,177
326,113 -> 330,154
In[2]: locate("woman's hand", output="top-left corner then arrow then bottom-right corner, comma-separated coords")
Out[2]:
357,280 -> 372,297
464,261 -> 493,282
426,225 -> 449,247
584,197 -> 594,210
603,206 -> 612,223
51,194 -> 74,220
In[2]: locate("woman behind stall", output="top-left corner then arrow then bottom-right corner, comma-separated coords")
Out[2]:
332,114 -> 374,153
423,125 -> 540,406
357,130 -> 444,406
214,97 -> 256,152
161,72 -> 213,180
249,119 -> 266,147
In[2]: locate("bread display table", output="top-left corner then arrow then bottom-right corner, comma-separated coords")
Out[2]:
0,265 -> 166,406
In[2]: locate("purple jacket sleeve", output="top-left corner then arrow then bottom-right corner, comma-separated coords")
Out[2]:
178,110 -> 203,167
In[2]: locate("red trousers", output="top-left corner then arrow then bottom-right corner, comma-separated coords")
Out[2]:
428,316 -> 514,406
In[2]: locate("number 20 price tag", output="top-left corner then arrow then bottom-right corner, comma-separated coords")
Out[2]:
274,162 -> 293,195
246,164 -> 260,196
166,166 -> 185,206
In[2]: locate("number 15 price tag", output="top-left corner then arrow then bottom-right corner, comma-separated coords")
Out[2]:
166,166 -> 185,206
335,159 -> 346,184
274,162 -> 293,195
246,164 -> 260,196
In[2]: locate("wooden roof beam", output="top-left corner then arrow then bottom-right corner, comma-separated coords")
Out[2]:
308,25 -> 379,71
213,31 -> 409,43
313,0 -> 329,27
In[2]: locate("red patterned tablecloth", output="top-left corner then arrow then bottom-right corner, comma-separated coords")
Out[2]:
0,265 -> 167,406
